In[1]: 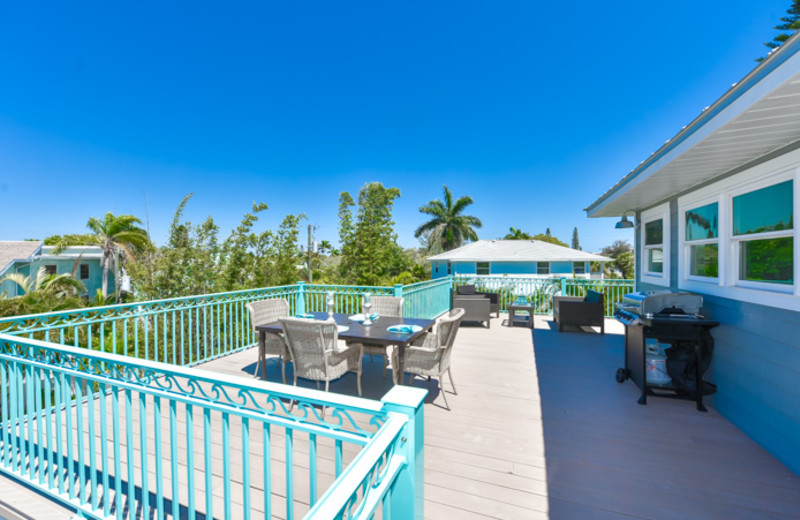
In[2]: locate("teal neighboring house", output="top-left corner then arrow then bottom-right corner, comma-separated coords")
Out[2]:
586,32 -> 800,475
427,239 -> 611,279
0,241 -> 112,297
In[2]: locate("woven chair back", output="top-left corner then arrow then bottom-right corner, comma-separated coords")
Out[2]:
246,298 -> 290,331
369,296 -> 404,318
279,318 -> 338,380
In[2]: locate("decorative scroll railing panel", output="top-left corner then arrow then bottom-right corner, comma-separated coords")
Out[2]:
0,333 -> 425,520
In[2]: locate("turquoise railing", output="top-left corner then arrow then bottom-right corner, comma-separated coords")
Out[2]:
452,275 -> 634,317
301,283 -> 394,315
0,332 -> 426,520
399,279 -> 452,319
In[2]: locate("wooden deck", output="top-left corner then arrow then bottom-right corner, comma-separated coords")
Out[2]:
2,314 -> 800,519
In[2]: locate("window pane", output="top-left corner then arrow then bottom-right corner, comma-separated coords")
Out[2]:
645,219 -> 663,245
476,262 -> 490,275
689,244 -> 718,277
537,262 -> 549,274
573,262 -> 585,274
739,237 -> 793,284
733,180 -> 793,236
686,202 -> 718,241
647,248 -> 663,273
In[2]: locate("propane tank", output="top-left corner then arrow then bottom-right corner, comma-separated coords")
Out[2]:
645,340 -> 671,386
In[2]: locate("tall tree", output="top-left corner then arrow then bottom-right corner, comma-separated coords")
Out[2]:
545,228 -> 551,237
601,240 -> 634,279
86,212 -> 150,298
571,227 -> 581,250
504,227 -> 532,240
339,182 -> 408,285
759,1 -> 800,60
414,185 -> 482,251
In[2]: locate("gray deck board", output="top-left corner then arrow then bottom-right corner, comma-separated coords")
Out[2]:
2,314 -> 800,519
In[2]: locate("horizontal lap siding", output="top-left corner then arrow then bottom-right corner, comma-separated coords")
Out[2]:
701,295 -> 800,475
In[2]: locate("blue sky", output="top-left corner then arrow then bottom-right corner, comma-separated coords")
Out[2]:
0,1 -> 791,253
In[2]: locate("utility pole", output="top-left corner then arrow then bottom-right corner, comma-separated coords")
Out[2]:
307,224 -> 316,283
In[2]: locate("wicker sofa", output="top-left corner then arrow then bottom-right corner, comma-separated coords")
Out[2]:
552,289 -> 605,334
453,284 -> 500,317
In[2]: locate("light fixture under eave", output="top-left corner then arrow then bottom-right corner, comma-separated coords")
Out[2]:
615,211 -> 635,229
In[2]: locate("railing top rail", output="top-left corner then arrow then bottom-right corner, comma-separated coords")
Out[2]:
0,332 -> 385,431
0,284 -> 300,324
304,284 -> 394,291
402,278 -> 452,291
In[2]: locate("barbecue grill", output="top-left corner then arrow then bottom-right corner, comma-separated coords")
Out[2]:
615,290 -> 719,411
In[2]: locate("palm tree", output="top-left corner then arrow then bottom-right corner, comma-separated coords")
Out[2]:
415,186 -> 482,251
87,212 -> 150,298
504,227 -> 532,240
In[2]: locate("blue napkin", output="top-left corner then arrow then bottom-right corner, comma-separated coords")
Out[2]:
295,313 -> 315,319
388,324 -> 421,334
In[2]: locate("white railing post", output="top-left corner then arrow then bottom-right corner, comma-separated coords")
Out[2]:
381,386 -> 427,519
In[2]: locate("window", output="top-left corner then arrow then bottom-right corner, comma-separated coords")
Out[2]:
446,262 -> 451,275
573,262 -> 586,275
537,262 -> 550,275
640,203 -> 670,286
476,262 -> 490,275
733,180 -> 793,286
80,264 -> 90,280
677,157 -> 800,310
44,265 -> 57,275
644,220 -> 664,273
685,202 -> 719,278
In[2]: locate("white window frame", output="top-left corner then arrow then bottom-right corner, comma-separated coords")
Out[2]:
679,195 -> 720,284
476,262 -> 490,275
537,262 -> 550,275
677,147 -> 800,311
446,262 -> 451,275
573,262 -> 586,275
640,202 -> 670,287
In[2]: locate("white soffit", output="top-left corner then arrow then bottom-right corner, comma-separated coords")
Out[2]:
587,38 -> 800,218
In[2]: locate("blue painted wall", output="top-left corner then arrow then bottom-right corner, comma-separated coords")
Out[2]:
1,258 -> 111,298
636,199 -> 800,476
431,260 -> 589,278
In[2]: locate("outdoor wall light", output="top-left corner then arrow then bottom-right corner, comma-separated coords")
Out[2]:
615,210 -> 636,229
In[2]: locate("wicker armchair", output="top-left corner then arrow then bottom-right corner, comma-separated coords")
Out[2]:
246,298 -> 291,382
552,289 -> 605,334
359,295 -> 403,377
391,308 -> 465,409
280,317 -> 364,396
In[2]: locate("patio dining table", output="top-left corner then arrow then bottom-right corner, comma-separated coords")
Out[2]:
255,312 -> 436,384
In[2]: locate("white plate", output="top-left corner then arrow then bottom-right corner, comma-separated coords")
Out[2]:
337,325 -> 350,333
348,314 -> 365,322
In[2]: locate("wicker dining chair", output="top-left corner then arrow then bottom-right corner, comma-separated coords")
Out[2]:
359,295 -> 404,377
280,317 -> 364,396
246,298 -> 291,383
391,308 -> 465,410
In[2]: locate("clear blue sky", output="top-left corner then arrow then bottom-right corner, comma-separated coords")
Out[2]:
0,1 -> 790,253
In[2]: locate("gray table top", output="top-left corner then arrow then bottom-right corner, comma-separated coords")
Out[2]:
255,312 -> 435,346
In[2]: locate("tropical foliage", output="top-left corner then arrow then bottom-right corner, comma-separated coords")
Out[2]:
415,185 -> 482,251
0,267 -> 87,316
504,227 -> 532,240
531,233 -> 569,247
600,240 -> 634,279
129,195 -> 306,300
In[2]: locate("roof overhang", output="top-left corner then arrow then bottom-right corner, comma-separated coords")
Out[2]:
586,33 -> 800,218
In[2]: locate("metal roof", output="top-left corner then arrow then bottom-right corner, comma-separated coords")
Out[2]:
586,32 -> 800,218
426,240 -> 611,262
0,241 -> 43,277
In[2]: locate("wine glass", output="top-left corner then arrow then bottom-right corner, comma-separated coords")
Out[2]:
326,291 -> 335,316
362,292 -> 372,325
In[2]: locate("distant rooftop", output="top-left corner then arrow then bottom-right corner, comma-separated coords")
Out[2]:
0,240 -> 43,276
426,239 -> 611,263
